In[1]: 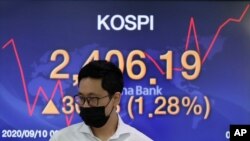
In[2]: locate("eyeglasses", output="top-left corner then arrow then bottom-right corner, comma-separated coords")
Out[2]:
74,94 -> 109,107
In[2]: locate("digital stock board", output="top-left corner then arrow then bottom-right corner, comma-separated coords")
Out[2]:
0,1 -> 250,141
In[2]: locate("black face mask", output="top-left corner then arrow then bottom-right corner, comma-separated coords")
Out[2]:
79,100 -> 113,128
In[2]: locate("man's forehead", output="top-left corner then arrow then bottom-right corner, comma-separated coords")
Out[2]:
78,92 -> 99,97
79,77 -> 102,84
78,78 -> 108,96
79,78 -> 102,89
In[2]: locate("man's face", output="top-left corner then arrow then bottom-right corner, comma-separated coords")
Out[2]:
78,77 -> 111,108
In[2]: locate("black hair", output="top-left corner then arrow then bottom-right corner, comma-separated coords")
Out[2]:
78,60 -> 124,97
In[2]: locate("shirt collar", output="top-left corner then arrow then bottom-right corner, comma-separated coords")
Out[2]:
78,121 -> 95,138
110,115 -> 130,139
78,114 -> 131,139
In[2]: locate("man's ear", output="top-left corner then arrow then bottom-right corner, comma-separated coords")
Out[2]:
113,92 -> 121,106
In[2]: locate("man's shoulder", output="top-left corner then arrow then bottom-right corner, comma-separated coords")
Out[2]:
50,122 -> 83,141
56,122 -> 83,134
123,123 -> 153,141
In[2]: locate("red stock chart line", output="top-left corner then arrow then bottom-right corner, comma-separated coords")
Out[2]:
145,4 -> 250,74
1,4 -> 249,126
2,39 -> 74,126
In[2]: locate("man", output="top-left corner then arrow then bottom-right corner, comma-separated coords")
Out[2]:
50,60 -> 152,141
